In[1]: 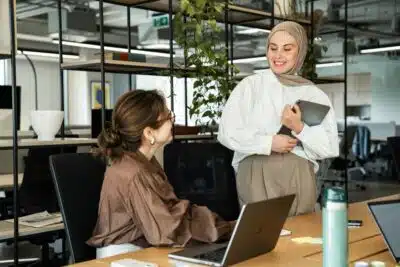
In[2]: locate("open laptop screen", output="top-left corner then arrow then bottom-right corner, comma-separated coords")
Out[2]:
368,200 -> 400,262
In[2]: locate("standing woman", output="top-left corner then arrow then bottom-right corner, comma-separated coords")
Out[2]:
218,21 -> 339,216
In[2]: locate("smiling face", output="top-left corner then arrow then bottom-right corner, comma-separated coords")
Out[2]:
267,31 -> 299,75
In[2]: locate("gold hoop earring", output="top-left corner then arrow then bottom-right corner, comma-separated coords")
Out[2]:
150,138 -> 155,145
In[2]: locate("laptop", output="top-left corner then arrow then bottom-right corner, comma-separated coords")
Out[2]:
368,199 -> 400,264
278,100 -> 330,136
168,194 -> 295,266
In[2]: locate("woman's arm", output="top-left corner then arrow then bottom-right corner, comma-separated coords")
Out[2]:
217,78 -> 274,155
292,91 -> 340,160
124,172 -> 232,247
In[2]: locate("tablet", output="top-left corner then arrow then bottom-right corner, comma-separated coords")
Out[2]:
278,100 -> 330,135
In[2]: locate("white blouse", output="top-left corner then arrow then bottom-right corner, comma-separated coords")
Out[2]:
217,69 -> 339,173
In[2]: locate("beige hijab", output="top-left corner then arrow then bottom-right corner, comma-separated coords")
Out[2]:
266,21 -> 313,86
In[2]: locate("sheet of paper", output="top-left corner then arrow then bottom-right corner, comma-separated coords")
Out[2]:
111,259 -> 158,267
169,260 -> 207,267
6,211 -> 62,228
291,237 -> 323,244
280,229 -> 292,236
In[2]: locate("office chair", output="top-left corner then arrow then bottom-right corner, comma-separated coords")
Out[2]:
163,141 -> 240,221
49,153 -> 106,263
317,126 -> 365,197
19,146 -> 78,215
0,145 -> 77,266
351,126 -> 371,172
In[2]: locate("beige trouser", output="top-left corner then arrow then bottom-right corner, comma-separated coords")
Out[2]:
236,152 -> 317,217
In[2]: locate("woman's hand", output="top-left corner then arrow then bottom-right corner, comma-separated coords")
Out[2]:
281,104 -> 304,134
271,134 -> 298,153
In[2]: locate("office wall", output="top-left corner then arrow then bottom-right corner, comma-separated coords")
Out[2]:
67,71 -> 90,126
0,60 -> 7,85
4,57 -> 115,130
0,0 -> 15,55
317,55 -> 400,124
136,75 -> 196,126
112,73 -> 134,105
318,72 -> 372,120
370,61 -> 400,123
10,58 -> 61,130
68,71 -> 113,126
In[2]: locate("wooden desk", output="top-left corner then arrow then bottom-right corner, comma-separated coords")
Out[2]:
0,173 -> 23,190
69,194 -> 400,267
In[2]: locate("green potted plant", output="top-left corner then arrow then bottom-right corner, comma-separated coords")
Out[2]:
300,9 -> 328,81
173,0 -> 239,131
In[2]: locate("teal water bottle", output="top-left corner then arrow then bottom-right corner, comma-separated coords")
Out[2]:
322,187 -> 348,267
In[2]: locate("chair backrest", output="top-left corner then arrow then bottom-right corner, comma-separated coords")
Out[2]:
163,141 -> 240,221
352,125 -> 371,161
19,146 -> 78,214
49,153 -> 106,263
339,125 -> 358,157
387,136 -> 400,179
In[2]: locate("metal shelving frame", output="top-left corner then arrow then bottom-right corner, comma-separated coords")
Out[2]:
58,0 -> 314,131
0,0 -> 349,265
7,0 -> 19,264
314,1 -> 349,201
3,0 -> 350,263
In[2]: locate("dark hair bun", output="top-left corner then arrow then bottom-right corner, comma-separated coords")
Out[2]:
98,125 -> 122,149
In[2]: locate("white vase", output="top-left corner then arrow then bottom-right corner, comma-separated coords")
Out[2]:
31,110 -> 64,141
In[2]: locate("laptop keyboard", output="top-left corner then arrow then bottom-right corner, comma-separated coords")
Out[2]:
193,247 -> 227,262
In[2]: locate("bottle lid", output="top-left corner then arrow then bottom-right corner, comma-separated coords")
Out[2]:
322,187 -> 347,207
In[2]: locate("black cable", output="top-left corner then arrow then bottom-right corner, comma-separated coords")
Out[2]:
20,52 -> 38,110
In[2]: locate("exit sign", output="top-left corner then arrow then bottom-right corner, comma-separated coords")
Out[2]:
153,15 -> 169,29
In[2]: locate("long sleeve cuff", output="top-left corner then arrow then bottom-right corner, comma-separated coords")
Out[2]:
262,135 -> 273,155
291,123 -> 310,141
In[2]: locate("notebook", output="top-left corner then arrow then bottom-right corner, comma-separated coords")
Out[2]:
278,100 -> 330,136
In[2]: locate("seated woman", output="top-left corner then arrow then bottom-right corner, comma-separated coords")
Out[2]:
87,89 -> 235,258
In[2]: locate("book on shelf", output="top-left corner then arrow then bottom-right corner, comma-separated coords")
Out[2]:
92,52 -> 146,62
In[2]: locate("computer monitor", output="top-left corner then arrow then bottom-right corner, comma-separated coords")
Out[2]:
91,109 -> 113,138
0,85 -> 21,131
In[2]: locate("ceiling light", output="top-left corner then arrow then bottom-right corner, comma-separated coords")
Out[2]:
360,45 -> 400,54
138,44 -> 171,49
316,61 -> 343,68
17,50 -> 79,59
236,28 -> 270,35
52,40 -> 173,58
253,61 -> 341,73
232,56 -> 265,63
232,58 -> 342,67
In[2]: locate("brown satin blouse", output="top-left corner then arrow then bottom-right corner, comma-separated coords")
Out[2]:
87,152 -> 233,248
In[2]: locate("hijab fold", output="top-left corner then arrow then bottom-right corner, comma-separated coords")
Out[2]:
266,21 -> 314,86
